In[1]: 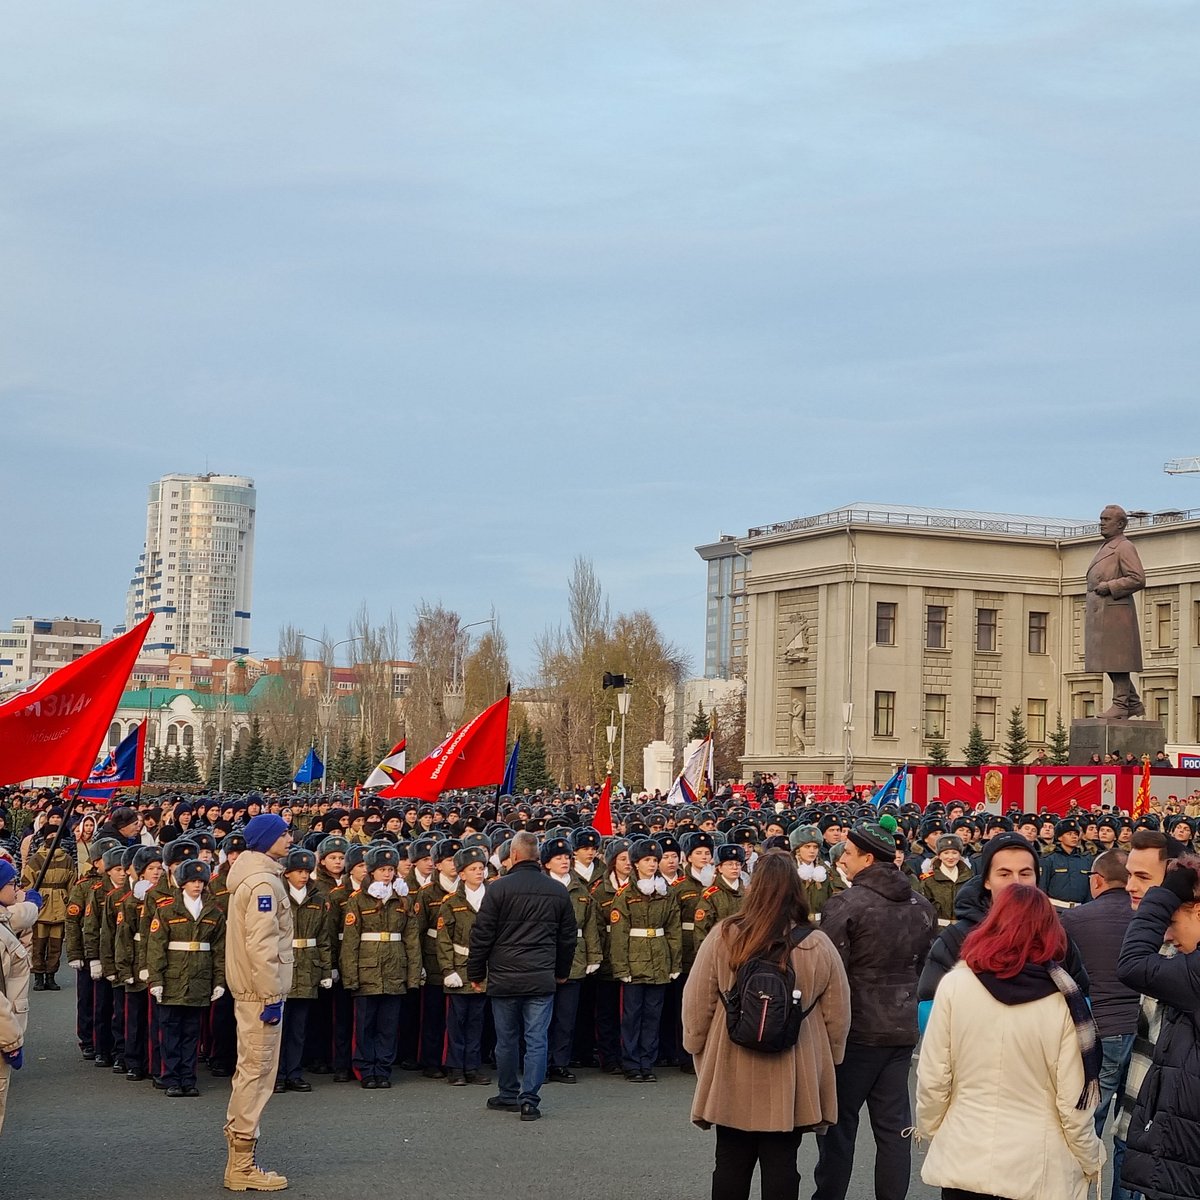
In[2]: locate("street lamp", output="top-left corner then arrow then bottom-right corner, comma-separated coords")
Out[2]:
442,617 -> 495,729
842,702 -> 854,787
299,633 -> 363,793
617,689 -> 631,793
605,712 -> 617,774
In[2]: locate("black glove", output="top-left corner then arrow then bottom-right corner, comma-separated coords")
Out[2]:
1160,865 -> 1198,903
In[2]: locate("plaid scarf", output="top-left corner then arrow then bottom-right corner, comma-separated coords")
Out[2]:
1047,960 -> 1103,1110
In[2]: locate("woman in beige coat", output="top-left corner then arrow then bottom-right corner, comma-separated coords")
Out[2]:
0,859 -> 34,1138
916,884 -> 1105,1200
683,851 -> 850,1200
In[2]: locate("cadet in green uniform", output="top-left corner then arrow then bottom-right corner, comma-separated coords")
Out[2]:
918,835 -> 975,924
325,843 -> 368,1082
609,839 -> 682,1082
541,836 -> 601,1083
341,844 -> 421,1088
21,819 -> 76,990
437,844 -> 491,1085
83,847 -> 127,1068
412,837 -> 461,1077
273,848 -> 332,1093
115,845 -> 163,1081
791,825 -> 834,919
65,837 -> 119,1060
146,860 -> 226,1097
693,843 -> 747,950
590,838 -> 632,1073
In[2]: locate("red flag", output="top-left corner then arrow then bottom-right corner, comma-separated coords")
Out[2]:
1133,754 -> 1152,817
593,774 -> 614,837
0,615 -> 153,787
380,694 -> 510,801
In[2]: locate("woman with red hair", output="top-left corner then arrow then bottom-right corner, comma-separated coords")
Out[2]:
915,884 -> 1105,1200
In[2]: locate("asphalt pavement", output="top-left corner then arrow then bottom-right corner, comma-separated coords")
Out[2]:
3,970 -> 945,1200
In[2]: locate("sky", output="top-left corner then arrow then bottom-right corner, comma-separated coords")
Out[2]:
4,1 -> 1199,678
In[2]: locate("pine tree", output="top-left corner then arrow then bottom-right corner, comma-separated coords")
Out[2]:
515,727 -> 556,793
330,731 -> 352,789
963,723 -> 990,767
270,744 -> 293,791
927,741 -> 950,766
225,738 -> 248,791
1003,706 -> 1029,765
251,736 -> 275,789
242,717 -> 265,788
180,745 -> 200,785
1048,712 -> 1071,765
687,703 -> 710,741
351,735 -> 371,788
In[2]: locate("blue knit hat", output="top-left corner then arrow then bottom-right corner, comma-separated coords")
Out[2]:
0,858 -> 17,891
244,813 -> 289,853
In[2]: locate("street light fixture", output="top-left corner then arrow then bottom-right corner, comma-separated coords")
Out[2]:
617,688 -> 631,793
300,633 -> 364,793
605,712 -> 617,774
842,702 -> 854,787
442,617 -> 495,728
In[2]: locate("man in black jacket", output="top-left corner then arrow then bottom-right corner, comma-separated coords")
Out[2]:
813,818 -> 937,1200
467,831 -> 576,1122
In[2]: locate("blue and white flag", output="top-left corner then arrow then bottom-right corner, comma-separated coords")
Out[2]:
872,763 -> 907,808
501,737 -> 520,795
294,747 -> 324,785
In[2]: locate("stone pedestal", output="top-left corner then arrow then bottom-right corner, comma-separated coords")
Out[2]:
1069,719 -> 1166,766
642,740 -> 675,795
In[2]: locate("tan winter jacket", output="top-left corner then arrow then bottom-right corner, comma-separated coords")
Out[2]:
0,907 -> 31,1053
224,851 -> 293,1006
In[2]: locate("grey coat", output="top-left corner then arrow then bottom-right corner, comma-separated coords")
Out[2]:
1084,533 -> 1145,673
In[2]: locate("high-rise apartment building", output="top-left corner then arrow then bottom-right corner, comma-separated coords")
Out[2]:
696,535 -> 751,679
124,473 -> 256,658
0,617 -> 103,690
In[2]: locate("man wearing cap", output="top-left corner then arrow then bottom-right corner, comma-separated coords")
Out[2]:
1040,818 -> 1093,908
813,818 -> 937,1200
222,812 -> 293,1192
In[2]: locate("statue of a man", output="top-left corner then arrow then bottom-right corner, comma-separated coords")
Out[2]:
1085,504 -> 1146,719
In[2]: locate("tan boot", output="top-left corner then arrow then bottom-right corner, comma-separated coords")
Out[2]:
223,1125 -> 288,1192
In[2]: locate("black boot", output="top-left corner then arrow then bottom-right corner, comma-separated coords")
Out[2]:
32,973 -> 46,992
45,972 -> 61,991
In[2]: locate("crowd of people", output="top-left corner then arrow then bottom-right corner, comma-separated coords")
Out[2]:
1,780 -> 1199,1200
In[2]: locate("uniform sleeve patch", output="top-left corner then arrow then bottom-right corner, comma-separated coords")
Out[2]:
695,909 -> 707,922
610,910 -> 621,923
67,903 -> 81,917
258,895 -> 273,911
150,918 -> 161,933
436,916 -> 444,929
116,911 -> 124,924
344,912 -> 356,926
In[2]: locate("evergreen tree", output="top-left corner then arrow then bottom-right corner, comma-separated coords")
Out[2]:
180,744 -> 200,785
242,717 -> 265,788
1048,712 -> 1071,765
927,740 -> 950,767
962,722 -> 990,767
515,727 -> 556,793
351,735 -> 371,788
1003,706 -> 1029,765
330,731 -> 352,789
270,744 -> 293,791
251,736 -> 275,789
225,738 -> 248,791
687,703 -> 710,741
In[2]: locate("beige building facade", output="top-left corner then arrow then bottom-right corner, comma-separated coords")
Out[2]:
709,503 -> 1200,784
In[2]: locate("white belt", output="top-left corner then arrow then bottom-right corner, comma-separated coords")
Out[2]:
1048,898 -> 1079,910
938,919 -> 953,927
576,929 -> 583,938
426,928 -> 438,939
629,927 -> 666,939
293,938 -> 317,948
361,932 -> 396,942
453,943 -> 470,956
167,940 -> 211,952
681,922 -> 695,931
133,933 -> 142,941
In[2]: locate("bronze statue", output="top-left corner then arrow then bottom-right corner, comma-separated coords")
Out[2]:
1085,505 -> 1146,718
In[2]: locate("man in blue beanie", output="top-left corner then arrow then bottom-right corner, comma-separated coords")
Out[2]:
221,814 -> 292,1191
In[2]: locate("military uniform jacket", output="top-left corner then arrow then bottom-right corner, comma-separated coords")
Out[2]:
20,845 -> 75,925
340,887 -> 421,996
146,893 -> 226,1006
115,888 -> 149,992
674,873 -> 706,973
83,880 -> 121,962
693,876 -> 745,949
609,881 -> 682,985
100,886 -> 133,980
1040,845 -> 1093,906
413,878 -> 454,982
436,884 -> 488,994
560,872 -> 602,980
590,873 -> 629,981
287,885 -> 333,999
209,864 -> 233,914
65,871 -> 101,963
797,867 -> 835,920
918,863 -> 975,924
312,866 -> 341,898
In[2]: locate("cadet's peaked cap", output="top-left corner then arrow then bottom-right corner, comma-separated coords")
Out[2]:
284,849 -> 317,874
540,837 -> 572,865
454,845 -> 489,872
365,845 -> 400,872
174,859 -> 211,887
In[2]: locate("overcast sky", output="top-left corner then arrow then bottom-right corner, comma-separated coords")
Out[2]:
4,1 -> 1198,677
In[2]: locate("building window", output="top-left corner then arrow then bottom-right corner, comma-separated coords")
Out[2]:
1028,611 -> 1048,655
925,605 -> 947,649
975,695 -> 997,741
1027,698 -> 1047,743
1156,695 -> 1170,730
1082,696 -> 1096,719
1194,696 -> 1200,742
875,602 -> 897,646
976,608 -> 997,652
108,721 -> 122,749
1157,603 -> 1172,649
924,693 -> 947,739
1194,601 -> 1200,646
873,691 -> 896,738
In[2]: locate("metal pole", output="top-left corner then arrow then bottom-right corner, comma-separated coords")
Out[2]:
619,695 -> 628,793
322,727 -> 329,795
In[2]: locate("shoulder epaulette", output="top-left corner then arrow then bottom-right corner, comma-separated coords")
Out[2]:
919,871 -> 934,880
702,885 -> 718,898
157,895 -> 175,907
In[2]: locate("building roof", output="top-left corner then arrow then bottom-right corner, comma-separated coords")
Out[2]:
117,675 -> 279,713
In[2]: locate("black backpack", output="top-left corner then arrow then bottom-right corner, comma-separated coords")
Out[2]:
719,925 -> 820,1053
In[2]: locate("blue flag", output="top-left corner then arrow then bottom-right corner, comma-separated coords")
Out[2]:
872,763 -> 907,808
73,720 -> 148,798
294,748 -> 324,785
501,737 -> 519,795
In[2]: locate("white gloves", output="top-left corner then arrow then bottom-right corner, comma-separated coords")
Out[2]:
106,974 -> 116,983
621,976 -> 633,983
125,978 -> 134,986
133,880 -> 152,901
150,986 -> 163,1002
89,961 -> 102,980
331,968 -> 339,983
68,960 -> 84,971
210,986 -> 225,1002
420,967 -> 427,984
443,972 -> 463,989
585,963 -> 600,975
319,977 -> 333,989
669,972 -> 680,981
139,968 -> 149,982
367,881 -> 391,900
392,879 -> 409,898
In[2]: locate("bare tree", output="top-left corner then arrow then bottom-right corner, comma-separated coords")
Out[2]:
406,601 -> 461,759
347,602 -> 404,752
463,624 -> 511,721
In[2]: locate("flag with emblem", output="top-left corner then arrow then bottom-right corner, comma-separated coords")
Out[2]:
666,734 -> 713,805
364,739 -> 407,789
69,720 -> 148,799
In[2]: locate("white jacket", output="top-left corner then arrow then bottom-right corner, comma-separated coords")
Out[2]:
0,906 -> 31,1053
916,962 -> 1105,1200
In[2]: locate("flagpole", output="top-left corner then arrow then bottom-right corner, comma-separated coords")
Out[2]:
488,682 -> 512,824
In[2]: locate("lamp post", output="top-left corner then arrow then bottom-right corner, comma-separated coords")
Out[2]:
605,712 -> 617,774
617,689 -> 631,794
842,702 -> 854,787
300,633 -> 363,793
217,678 -> 230,792
442,617 -> 495,731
